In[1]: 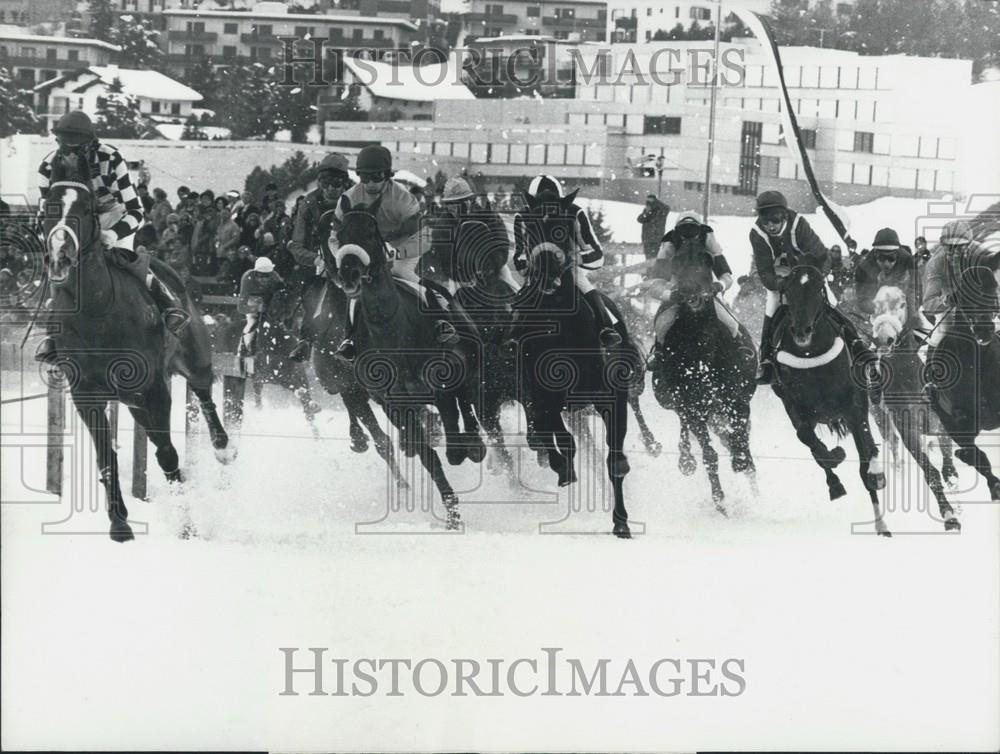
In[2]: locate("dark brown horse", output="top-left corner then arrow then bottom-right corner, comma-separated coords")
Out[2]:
40,151 -> 230,542
335,195 -> 485,530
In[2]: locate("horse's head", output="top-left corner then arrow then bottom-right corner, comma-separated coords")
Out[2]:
949,246 -> 1000,346
334,194 -> 386,297
783,265 -> 828,349
871,285 -> 908,353
40,150 -> 97,285
670,226 -> 715,315
521,188 -> 578,296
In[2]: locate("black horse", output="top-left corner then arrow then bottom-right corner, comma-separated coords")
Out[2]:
926,246 -> 1000,501
508,189 -> 634,538
773,265 -> 889,535
335,195 -> 486,530
869,285 -> 960,530
40,150 -> 230,542
649,242 -> 758,512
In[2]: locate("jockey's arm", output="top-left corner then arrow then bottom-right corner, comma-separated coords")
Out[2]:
705,231 -> 734,291
288,200 -> 315,266
648,239 -> 675,281
107,150 -> 145,241
750,232 -> 780,292
921,253 -> 951,315
575,207 -> 603,268
383,213 -> 420,243
795,217 -> 830,273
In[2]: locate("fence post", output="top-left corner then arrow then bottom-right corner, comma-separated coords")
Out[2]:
45,369 -> 64,496
132,422 -> 148,500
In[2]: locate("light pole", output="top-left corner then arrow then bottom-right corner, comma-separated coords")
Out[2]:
701,0 -> 721,222
656,154 -> 664,198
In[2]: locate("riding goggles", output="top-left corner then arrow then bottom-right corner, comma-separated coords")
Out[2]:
318,173 -> 350,189
358,171 -> 389,184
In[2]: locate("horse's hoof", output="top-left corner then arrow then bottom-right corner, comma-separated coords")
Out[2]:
944,517 -> 961,532
877,529 -> 893,538
990,481 -> 1000,502
829,480 -> 847,500
679,456 -> 697,476
110,521 -> 134,543
613,522 -> 631,539
715,503 -> 728,517
868,472 -> 886,491
465,435 -> 487,463
214,445 -> 237,464
558,466 -> 577,487
350,435 -> 369,454
180,520 -> 198,540
165,468 -> 183,484
731,453 -> 753,473
646,440 -> 662,457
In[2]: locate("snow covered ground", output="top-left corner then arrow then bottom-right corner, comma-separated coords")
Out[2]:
2,195 -> 998,750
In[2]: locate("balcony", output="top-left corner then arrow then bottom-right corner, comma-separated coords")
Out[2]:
542,15 -> 605,29
326,37 -> 400,49
465,12 -> 519,24
168,29 -> 219,42
240,31 -> 282,45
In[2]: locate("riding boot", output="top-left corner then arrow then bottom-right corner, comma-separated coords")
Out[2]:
147,274 -> 190,335
755,315 -> 775,384
333,312 -> 357,363
584,289 -> 623,348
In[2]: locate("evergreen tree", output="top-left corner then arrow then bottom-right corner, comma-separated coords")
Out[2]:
183,57 -> 220,111
181,113 -> 206,140
586,206 -> 613,245
87,0 -> 117,43
94,77 -> 148,139
110,16 -> 167,71
0,67 -> 40,138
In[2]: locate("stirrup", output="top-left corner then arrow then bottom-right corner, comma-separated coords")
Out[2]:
34,337 -> 59,364
334,338 -> 356,363
599,327 -> 623,348
289,340 -> 312,362
163,308 -> 190,335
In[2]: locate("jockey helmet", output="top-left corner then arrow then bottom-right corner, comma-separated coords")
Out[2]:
318,152 -> 350,178
356,145 -> 392,174
254,256 -> 275,273
939,219 -> 973,247
52,111 -> 95,147
441,177 -> 475,203
755,190 -> 787,212
871,227 -> 901,250
527,174 -> 564,199
675,211 -> 702,227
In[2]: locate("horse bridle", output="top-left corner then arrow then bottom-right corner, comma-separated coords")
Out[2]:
44,179 -> 99,262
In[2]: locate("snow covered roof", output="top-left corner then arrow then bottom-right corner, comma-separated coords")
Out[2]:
34,67 -> 203,103
0,27 -> 120,52
163,8 -> 417,29
342,57 -> 474,102
154,123 -> 232,140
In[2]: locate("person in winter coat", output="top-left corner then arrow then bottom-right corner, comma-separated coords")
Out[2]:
214,205 -> 241,265
854,228 -> 920,324
149,188 -> 173,235
190,190 -> 219,275
749,190 -> 872,385
637,193 -> 670,259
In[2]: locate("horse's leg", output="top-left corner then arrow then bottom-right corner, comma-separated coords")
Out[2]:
344,391 -> 370,453
128,379 -> 181,484
188,383 -> 231,457
892,408 -> 959,531
251,375 -> 263,409
601,396 -> 631,538
75,398 -> 134,542
678,420 -> 697,476
391,405 -> 460,529
847,410 -> 891,537
629,393 -> 662,456
936,431 -> 959,487
687,410 -> 725,513
436,394 -> 468,466
456,387 -> 486,463
347,387 -> 408,489
944,424 -> 1000,501
550,405 -> 577,487
482,394 -> 517,483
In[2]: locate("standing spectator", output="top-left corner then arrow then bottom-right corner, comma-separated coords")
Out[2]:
215,198 -> 241,266
136,183 -> 155,216
638,193 -> 670,259
217,247 -> 248,294
255,231 -> 278,260
165,235 -> 192,275
190,189 -> 220,275
239,212 -> 261,248
176,185 -> 191,211
159,213 -> 181,254
260,198 -> 291,247
149,188 -> 173,235
232,190 -> 259,227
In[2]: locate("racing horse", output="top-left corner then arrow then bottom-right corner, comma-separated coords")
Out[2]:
40,150 -> 230,542
335,195 -> 486,529
772,265 -> 889,535
507,188 -> 635,538
926,245 -> 1000,501
648,240 -> 758,513
869,285 -> 960,530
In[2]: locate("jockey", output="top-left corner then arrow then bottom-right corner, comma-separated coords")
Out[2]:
854,227 -> 920,325
236,255 -> 285,358
750,190 -> 872,385
287,152 -> 353,362
331,145 -> 436,363
434,176 -> 518,290
922,219 -> 975,325
513,174 -> 622,348
34,111 -> 188,363
644,211 -> 740,348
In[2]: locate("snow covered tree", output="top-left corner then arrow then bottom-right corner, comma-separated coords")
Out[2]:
87,0 -> 117,42
214,64 -> 275,138
109,16 -> 167,72
0,67 -> 40,138
182,57 -> 220,111
94,78 -> 149,139
181,114 -> 206,140
586,206 -> 613,245
264,82 -> 317,142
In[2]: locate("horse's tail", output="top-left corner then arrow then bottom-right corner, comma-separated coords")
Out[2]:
827,417 -> 849,439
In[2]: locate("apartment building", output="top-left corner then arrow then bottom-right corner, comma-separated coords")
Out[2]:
605,1 -> 771,43
459,0 -> 608,43
0,28 -> 119,88
161,2 -> 419,76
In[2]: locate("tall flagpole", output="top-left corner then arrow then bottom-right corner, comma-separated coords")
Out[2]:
702,0 -> 722,222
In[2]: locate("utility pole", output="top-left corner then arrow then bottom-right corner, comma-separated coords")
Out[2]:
656,154 -> 664,198
702,0 -> 721,222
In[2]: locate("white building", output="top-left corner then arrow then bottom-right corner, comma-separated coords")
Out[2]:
0,27 -> 119,89
459,0 -> 608,43
33,65 -> 203,133
606,0 -> 771,43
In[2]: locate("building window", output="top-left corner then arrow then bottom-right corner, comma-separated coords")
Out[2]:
258,24 -> 273,36
22,46 -> 36,57
485,26 -> 503,36
643,116 -> 681,135
853,131 -> 874,153
295,26 -> 315,37
485,3 -> 504,14
373,29 -> 384,39
151,100 -> 161,113
329,27 -> 343,39
223,45 -> 236,58
690,6 -> 711,20
47,48 -> 57,60
555,7 -> 575,18
646,7 -> 652,14
224,22 -> 238,34
526,5 -> 539,16
171,103 -> 180,115
352,28 -> 363,39
801,128 -> 817,149
187,21 -> 205,32
68,50 -> 79,61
